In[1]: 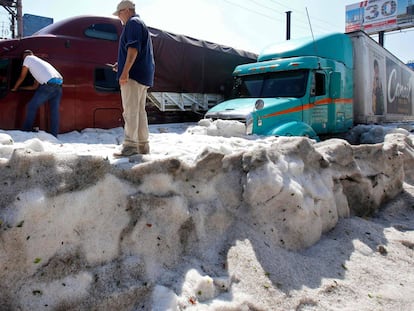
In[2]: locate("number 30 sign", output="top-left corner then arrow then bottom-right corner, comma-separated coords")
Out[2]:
364,0 -> 397,22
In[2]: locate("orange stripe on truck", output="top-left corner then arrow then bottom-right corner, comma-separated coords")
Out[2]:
262,98 -> 352,119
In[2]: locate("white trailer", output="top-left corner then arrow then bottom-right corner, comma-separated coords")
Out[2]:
349,31 -> 414,124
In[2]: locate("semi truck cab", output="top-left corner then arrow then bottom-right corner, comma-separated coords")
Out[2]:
205,33 -> 355,140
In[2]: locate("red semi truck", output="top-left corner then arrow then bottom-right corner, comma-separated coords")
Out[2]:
0,15 -> 256,134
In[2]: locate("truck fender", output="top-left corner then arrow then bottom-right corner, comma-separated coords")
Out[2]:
267,121 -> 319,141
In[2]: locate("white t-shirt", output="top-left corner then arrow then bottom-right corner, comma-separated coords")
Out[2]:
23,55 -> 62,84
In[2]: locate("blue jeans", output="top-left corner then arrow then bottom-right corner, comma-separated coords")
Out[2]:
23,84 -> 62,137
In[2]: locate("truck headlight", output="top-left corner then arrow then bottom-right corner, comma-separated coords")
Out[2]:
246,113 -> 253,135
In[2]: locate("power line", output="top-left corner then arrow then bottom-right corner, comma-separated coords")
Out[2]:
241,0 -> 344,34
268,0 -> 343,29
223,0 -> 344,35
384,28 -> 414,36
223,0 -> 286,23
249,0 -> 283,13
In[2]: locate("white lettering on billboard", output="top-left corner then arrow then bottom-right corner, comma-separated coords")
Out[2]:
388,68 -> 411,103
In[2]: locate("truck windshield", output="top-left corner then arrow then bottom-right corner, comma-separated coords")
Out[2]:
232,69 -> 308,99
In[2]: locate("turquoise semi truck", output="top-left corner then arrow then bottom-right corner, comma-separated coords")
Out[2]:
205,30 -> 414,140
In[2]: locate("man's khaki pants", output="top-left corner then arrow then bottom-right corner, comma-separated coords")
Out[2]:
120,79 -> 149,148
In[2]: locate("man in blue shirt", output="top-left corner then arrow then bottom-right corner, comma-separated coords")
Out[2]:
112,0 -> 155,156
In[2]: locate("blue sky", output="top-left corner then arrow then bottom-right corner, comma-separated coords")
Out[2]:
1,0 -> 413,63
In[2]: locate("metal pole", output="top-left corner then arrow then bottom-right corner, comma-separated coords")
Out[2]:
16,0 -> 22,38
378,31 -> 384,47
0,0 -> 16,37
10,13 -> 15,38
286,11 -> 292,40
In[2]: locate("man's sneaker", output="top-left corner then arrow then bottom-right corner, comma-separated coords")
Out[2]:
139,143 -> 150,154
113,145 -> 138,157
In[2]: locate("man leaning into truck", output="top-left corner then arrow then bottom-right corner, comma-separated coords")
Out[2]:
112,0 -> 155,157
11,50 -> 63,137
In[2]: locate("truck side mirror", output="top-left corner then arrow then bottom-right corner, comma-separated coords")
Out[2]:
329,72 -> 341,99
310,73 -> 316,96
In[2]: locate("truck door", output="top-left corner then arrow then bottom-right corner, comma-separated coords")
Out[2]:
92,66 -> 122,128
71,22 -> 123,130
0,59 -> 8,99
0,58 -> 37,130
308,71 -> 329,134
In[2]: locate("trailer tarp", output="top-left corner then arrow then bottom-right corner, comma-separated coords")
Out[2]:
149,27 -> 257,96
33,16 -> 258,97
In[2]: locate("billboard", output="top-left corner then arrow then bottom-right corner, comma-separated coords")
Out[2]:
346,0 -> 414,34
23,14 -> 53,37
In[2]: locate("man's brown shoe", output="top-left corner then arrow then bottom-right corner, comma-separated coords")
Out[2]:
113,145 -> 138,157
139,143 -> 150,154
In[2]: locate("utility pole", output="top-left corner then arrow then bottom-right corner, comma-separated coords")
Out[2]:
0,0 -> 23,38
378,30 -> 384,47
286,11 -> 292,40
